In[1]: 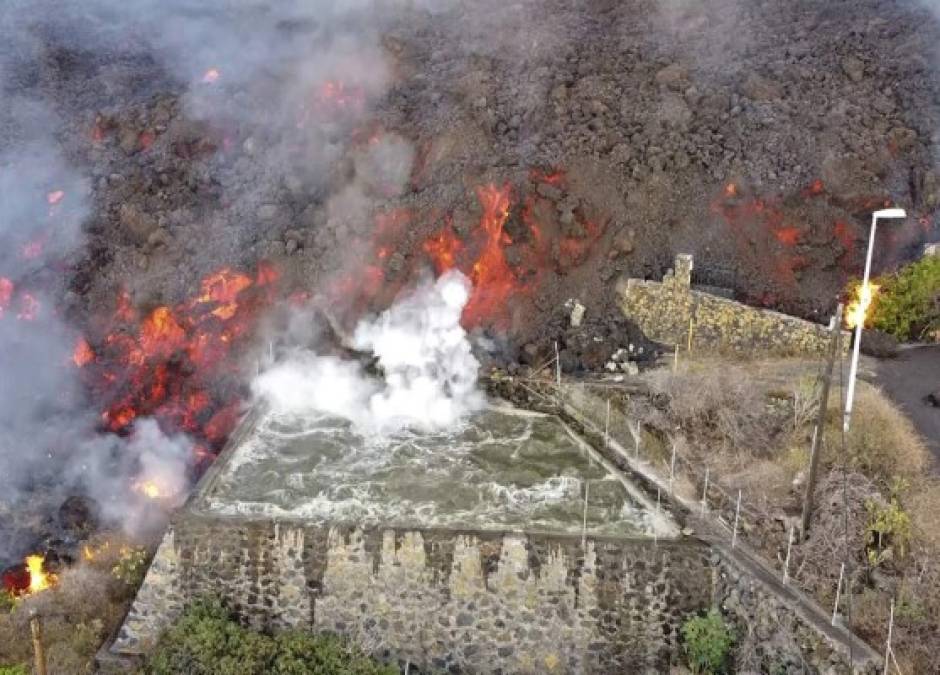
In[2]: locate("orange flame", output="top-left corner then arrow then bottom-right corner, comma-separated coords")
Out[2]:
26,555 -> 55,594
46,190 -> 65,205
133,480 -> 164,499
845,281 -> 879,329
201,68 -> 220,84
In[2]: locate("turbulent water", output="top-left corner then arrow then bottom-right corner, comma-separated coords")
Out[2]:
201,404 -> 663,536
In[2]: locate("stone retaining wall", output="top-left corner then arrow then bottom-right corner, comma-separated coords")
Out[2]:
113,516 -> 712,673
619,254 -> 844,356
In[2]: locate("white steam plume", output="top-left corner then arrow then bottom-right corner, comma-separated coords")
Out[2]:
253,271 -> 483,434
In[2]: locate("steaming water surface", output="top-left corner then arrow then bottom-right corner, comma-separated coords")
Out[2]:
202,404 -> 661,536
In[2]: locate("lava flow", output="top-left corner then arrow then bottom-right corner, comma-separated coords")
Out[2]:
75,263 -> 279,458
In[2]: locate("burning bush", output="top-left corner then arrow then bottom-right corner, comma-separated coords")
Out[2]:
845,255 -> 940,341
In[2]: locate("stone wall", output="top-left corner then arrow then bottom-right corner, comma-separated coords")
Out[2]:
113,516 -> 712,673
619,254 -> 844,356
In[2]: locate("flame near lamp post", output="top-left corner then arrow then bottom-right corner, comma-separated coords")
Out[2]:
843,208 -> 907,432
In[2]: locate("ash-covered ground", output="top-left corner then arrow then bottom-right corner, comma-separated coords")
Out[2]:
3,0 -> 940,563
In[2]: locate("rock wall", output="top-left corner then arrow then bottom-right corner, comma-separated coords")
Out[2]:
113,516 -> 712,673
619,254 -> 844,357
110,513 -> 879,674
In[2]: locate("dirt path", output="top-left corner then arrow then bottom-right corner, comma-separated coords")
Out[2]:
875,345 -> 940,469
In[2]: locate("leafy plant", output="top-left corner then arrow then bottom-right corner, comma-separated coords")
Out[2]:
0,665 -> 29,675
145,598 -> 396,675
111,546 -> 149,588
865,497 -> 912,568
849,255 -> 940,341
681,609 -> 736,674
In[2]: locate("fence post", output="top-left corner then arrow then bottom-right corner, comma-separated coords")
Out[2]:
883,598 -> 895,675
731,490 -> 742,548
634,421 -> 641,458
801,304 -> 843,539
604,399 -> 611,449
700,467 -> 709,516
554,341 -> 561,386
783,525 -> 794,585
581,480 -> 590,549
30,610 -> 47,675
832,562 -> 845,625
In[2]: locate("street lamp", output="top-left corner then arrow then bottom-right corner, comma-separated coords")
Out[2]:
843,207 -> 906,432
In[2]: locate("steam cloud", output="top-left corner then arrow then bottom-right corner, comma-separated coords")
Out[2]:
253,271 -> 483,434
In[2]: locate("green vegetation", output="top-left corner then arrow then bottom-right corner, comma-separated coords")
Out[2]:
111,546 -> 149,588
144,599 -> 397,675
681,609 -> 735,675
851,255 -> 940,341
0,665 -> 28,675
865,496 -> 913,568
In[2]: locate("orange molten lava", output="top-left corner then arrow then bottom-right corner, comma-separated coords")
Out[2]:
80,262 -> 279,454
26,555 -> 55,594
423,226 -> 463,274
73,337 -> 95,367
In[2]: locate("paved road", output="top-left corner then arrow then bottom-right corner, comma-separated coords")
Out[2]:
875,345 -> 940,469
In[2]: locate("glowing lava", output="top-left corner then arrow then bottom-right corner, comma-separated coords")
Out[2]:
80,263 -> 279,455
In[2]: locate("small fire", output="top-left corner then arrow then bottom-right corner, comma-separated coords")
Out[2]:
201,68 -> 220,84
133,480 -> 164,499
73,337 -> 95,367
26,555 -> 55,594
46,190 -> 65,205
724,182 -> 738,198
845,281 -> 880,329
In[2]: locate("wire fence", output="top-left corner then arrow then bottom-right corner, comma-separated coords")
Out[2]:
507,343 -> 901,673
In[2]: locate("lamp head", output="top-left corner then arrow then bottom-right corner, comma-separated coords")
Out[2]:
873,208 -> 906,220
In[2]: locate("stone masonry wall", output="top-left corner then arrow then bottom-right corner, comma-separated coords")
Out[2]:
113,516 -> 712,674
620,254 -> 844,357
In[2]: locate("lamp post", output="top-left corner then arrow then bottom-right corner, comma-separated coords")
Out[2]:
843,208 -> 906,432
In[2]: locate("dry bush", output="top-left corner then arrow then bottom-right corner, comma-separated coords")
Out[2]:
0,565 -> 130,672
792,471 -> 875,604
908,480 -> 940,552
822,384 -> 928,483
644,363 -> 775,455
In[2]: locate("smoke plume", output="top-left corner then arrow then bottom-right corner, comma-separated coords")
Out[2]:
253,271 -> 483,434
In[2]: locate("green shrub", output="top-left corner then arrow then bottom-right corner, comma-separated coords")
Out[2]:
111,546 -> 149,588
865,496 -> 912,568
0,665 -> 29,675
144,599 -> 396,675
681,609 -> 736,674
849,255 -> 940,340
